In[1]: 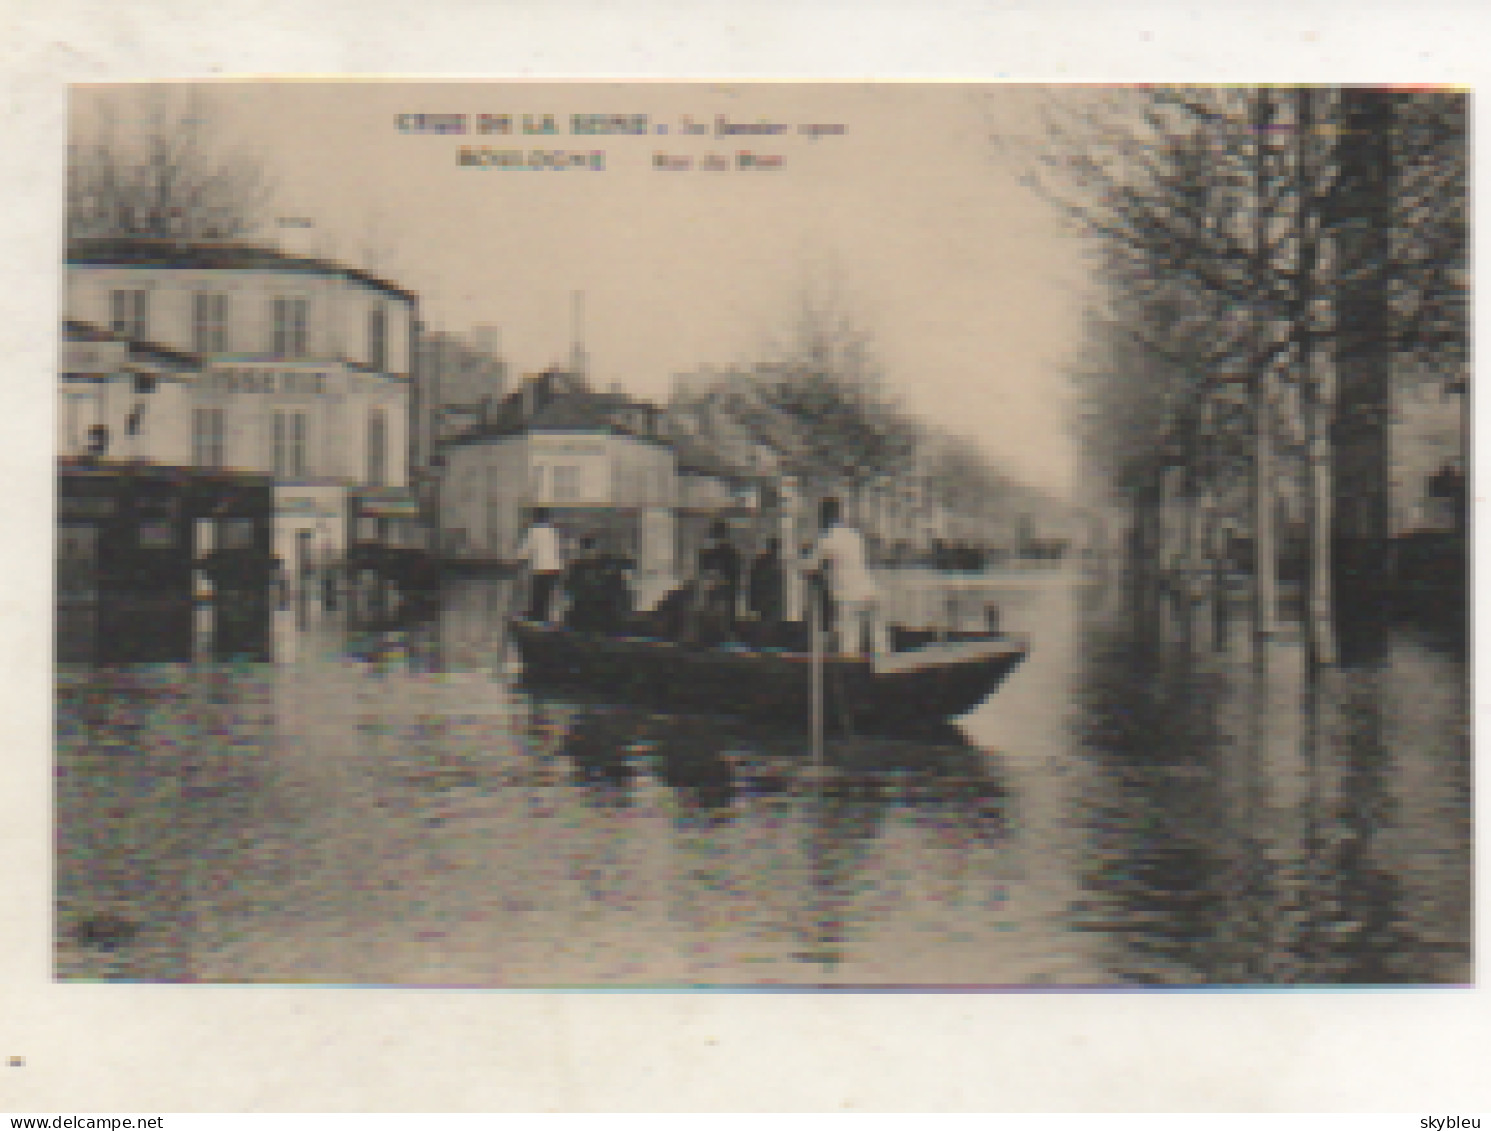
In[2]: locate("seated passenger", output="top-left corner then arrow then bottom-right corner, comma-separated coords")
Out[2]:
747,538 -> 786,624
564,538 -> 632,633
696,521 -> 741,626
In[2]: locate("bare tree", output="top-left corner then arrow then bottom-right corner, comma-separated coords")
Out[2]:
68,86 -> 273,241
751,284 -> 919,498
1030,89 -> 1285,633
1028,86 -> 1466,663
671,283 -> 919,506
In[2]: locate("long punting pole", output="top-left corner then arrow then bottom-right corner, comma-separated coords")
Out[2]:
809,577 -> 825,773
805,573 -> 834,972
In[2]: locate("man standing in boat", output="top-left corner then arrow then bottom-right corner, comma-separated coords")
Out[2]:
802,496 -> 888,657
513,506 -> 564,623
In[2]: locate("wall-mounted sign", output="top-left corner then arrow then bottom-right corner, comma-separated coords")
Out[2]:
279,495 -> 340,517
356,498 -> 421,518
205,366 -> 332,396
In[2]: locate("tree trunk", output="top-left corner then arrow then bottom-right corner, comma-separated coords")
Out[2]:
1303,343 -> 1338,666
1328,89 -> 1395,663
1252,371 -> 1279,640
1187,400 -> 1221,644
1295,87 -> 1339,666
1185,447 -> 1206,606
1251,90 -> 1281,642
1127,468 -> 1165,641
1159,461 -> 1183,600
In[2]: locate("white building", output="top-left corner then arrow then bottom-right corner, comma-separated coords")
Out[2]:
60,237 -> 419,574
441,373 -> 678,582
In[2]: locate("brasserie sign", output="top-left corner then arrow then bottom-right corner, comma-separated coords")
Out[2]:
204,366 -> 329,399
205,365 -> 334,395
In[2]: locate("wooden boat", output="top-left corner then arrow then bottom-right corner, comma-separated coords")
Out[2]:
507,619 -> 1029,735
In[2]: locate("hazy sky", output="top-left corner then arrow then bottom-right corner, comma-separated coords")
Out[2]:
75,82 -> 1093,497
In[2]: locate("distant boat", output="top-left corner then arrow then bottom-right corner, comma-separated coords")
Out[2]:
507,620 -> 1029,735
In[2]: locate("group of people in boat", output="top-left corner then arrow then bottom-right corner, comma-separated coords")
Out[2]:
511,497 -> 889,657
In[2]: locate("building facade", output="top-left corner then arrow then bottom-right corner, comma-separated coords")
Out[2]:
441,374 -> 680,585
1390,375 -> 1466,538
60,237 -> 419,577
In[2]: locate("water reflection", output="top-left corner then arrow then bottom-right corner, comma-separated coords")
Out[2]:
1074,594 -> 1470,986
55,571 -> 1469,986
490,694 -> 1014,980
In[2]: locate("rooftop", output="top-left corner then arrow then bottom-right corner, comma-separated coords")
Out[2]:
66,236 -> 418,304
446,374 -> 763,484
447,370 -> 655,444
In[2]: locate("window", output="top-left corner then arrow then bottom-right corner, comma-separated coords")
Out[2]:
530,464 -> 548,500
109,290 -> 149,340
552,464 -> 580,501
193,293 -> 229,353
368,307 -> 387,371
271,297 -> 309,357
192,407 -> 225,468
367,408 -> 387,486
273,411 -> 309,478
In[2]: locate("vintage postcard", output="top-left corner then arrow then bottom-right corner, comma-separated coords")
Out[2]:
50,80 -> 1469,989
5,65 -> 1479,1113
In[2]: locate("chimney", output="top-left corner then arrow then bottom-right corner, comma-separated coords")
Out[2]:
569,292 -> 588,381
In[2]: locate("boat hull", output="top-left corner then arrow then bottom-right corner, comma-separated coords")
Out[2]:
508,620 -> 1028,735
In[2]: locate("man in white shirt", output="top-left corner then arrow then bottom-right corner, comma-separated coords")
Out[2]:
514,507 -> 564,623
803,496 -> 888,657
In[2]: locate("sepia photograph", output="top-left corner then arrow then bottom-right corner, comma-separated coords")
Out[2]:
52,80 -> 1469,991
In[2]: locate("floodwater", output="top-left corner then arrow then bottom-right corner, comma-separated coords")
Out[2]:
55,568 -> 1471,987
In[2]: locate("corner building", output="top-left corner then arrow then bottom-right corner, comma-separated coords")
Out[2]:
61,237 -> 419,577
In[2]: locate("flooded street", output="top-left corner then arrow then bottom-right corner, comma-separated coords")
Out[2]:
55,570 -> 1471,987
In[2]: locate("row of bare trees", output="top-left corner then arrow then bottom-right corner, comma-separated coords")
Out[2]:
667,286 -> 1054,552
1041,86 -> 1466,664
